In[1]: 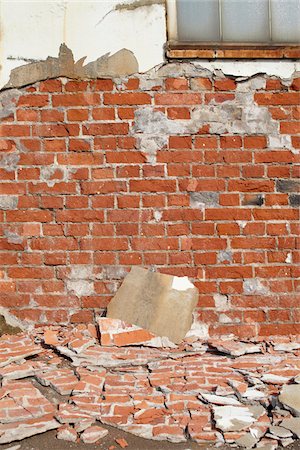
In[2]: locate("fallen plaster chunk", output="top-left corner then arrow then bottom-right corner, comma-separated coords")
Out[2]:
236,432 -> 258,449
281,437 -> 294,447
80,425 -> 108,444
0,414 -> 59,444
106,267 -> 198,343
261,374 -> 292,385
280,417 -> 300,438
268,425 -> 293,439
273,342 -> 300,352
98,317 -> 176,348
242,388 -> 267,401
256,439 -> 279,450
279,384 -> 300,417
56,425 -> 78,442
200,393 -> 241,406
208,339 -> 262,357
213,406 -> 257,432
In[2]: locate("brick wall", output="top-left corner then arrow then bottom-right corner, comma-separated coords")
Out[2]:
0,66 -> 299,337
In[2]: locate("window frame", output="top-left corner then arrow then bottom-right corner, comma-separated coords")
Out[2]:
166,0 -> 300,59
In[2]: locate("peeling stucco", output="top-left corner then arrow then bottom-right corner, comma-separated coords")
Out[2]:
3,45 -> 138,90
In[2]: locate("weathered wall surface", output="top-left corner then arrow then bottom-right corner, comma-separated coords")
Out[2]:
0,0 -> 166,89
1,0 -> 300,90
0,66 -> 299,337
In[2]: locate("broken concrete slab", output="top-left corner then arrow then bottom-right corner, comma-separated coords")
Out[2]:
279,384 -> 300,417
208,339 -> 262,357
199,393 -> 241,406
0,335 -> 41,368
0,414 -> 59,444
280,418 -> 300,438
236,432 -> 258,449
261,374 -> 292,385
106,267 -> 198,343
268,425 -> 293,439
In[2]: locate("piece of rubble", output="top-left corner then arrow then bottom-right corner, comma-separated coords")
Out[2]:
200,393 -> 241,406
55,402 -> 94,424
0,335 -> 41,368
98,317 -> 176,348
212,406 -> 257,432
106,267 -> 198,343
68,338 -> 96,354
0,380 -> 55,423
280,417 -> 300,438
215,386 -> 236,396
279,384 -> 300,417
208,339 -> 262,357
268,425 -> 293,438
295,375 -> 300,384
56,425 -> 78,442
81,425 -> 108,443
43,329 -> 59,346
74,419 -> 94,433
256,439 -> 279,449
281,437 -> 294,447
0,361 -> 48,381
273,343 -> 300,352
35,368 -> 78,395
0,414 -> 59,444
261,374 -> 292,385
115,437 -> 129,448
236,432 -> 259,449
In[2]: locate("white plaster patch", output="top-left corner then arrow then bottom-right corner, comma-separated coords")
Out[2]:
172,276 -> 194,291
214,294 -> 230,311
66,280 -> 94,297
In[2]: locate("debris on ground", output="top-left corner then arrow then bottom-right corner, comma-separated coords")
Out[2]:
106,267 -> 198,343
0,318 -> 299,448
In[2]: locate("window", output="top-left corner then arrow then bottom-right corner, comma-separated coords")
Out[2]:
167,0 -> 300,58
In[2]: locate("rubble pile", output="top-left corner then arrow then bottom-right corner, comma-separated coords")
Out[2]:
0,320 -> 299,448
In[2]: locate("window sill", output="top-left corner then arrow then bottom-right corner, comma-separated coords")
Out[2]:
166,42 -> 300,59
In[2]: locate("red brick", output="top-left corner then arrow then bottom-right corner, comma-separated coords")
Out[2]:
165,78 -> 189,90
155,93 -> 201,105
214,78 -> 236,91
280,122 -> 300,134
103,93 -> 151,105
18,94 -> 49,107
52,93 -> 100,106
255,92 -> 300,105
167,107 -> 191,119
83,123 -> 129,135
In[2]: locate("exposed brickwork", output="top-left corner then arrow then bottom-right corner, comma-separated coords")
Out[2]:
0,67 -> 299,337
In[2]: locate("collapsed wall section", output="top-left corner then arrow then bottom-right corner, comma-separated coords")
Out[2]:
0,64 -> 299,337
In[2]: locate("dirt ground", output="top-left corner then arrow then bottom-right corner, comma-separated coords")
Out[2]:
0,426 -> 299,450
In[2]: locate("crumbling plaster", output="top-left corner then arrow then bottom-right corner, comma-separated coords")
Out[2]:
1,0 -> 300,90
